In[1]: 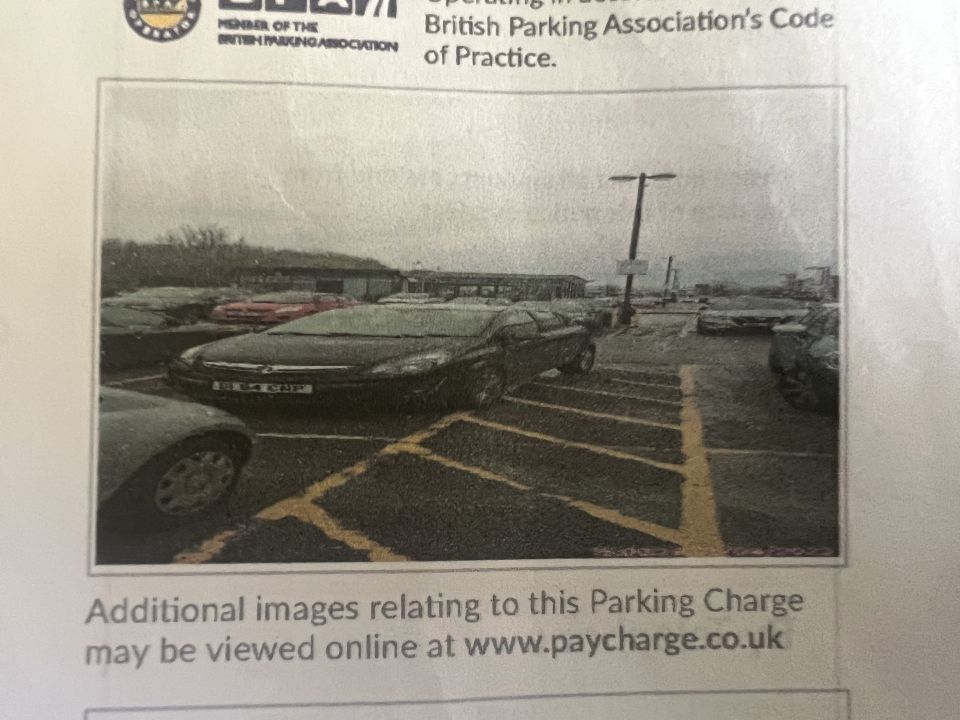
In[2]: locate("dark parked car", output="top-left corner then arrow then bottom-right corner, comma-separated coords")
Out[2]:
100,305 -> 253,370
97,387 -> 254,530
168,304 -> 596,410
102,286 -> 247,323
769,304 -> 839,373
773,305 -> 840,411
697,296 -> 810,334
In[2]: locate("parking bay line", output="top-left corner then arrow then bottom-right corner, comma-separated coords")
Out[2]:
604,377 -> 683,391
528,381 -> 683,407
596,365 -> 681,382
257,433 -> 398,442
393,444 -> 684,547
707,447 -> 837,459
503,396 -> 681,431
461,415 -> 685,474
105,373 -> 166,387
173,412 -> 472,564
677,365 -> 725,557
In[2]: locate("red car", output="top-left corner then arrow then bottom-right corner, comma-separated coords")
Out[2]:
210,291 -> 360,325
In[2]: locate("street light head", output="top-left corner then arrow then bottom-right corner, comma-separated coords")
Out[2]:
648,173 -> 677,181
608,175 -> 639,182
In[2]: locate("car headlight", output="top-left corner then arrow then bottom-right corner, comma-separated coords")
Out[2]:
178,344 -> 205,365
368,350 -> 453,376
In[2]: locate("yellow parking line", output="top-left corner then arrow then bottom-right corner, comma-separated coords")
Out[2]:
462,415 -> 685,474
258,497 -> 407,562
106,373 -> 166,387
529,381 -> 682,407
605,377 -> 683,391
257,433 -> 398,442
707,447 -> 836,459
597,365 -> 680,381
173,412 -> 470,564
677,365 -> 725,557
173,529 -> 240,564
404,447 -> 682,547
504,396 -> 681,431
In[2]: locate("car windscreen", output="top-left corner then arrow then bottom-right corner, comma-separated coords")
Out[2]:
123,287 -> 211,299
265,305 -> 497,337
250,292 -> 315,303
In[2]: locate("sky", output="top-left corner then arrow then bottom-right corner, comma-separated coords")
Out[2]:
100,83 -> 841,287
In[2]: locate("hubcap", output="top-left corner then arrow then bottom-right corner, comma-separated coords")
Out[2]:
155,451 -> 235,515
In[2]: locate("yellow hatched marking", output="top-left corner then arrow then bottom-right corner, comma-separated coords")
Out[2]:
504,396 -> 681,431
677,365 -> 725,557
403,447 -> 682,547
605,376 -> 682,391
462,415 -> 684,474
173,529 -> 240,564
258,498 -> 406,562
173,412 -> 469,564
529,381 -> 682,407
707,447 -> 836,459
597,365 -> 680,381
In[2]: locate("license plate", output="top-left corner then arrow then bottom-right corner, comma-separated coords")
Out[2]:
212,381 -> 313,395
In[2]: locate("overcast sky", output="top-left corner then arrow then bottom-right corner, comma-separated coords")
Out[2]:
100,84 -> 841,286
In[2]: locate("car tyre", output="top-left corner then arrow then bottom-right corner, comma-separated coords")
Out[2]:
561,343 -> 596,375
460,366 -> 505,410
100,434 -> 245,532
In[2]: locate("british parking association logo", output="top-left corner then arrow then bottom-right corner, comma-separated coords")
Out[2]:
125,0 -> 201,42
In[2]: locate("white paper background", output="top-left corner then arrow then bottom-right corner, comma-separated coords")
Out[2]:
1,1 -> 958,718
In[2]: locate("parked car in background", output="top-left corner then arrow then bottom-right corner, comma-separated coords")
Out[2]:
100,305 -> 253,370
210,291 -> 359,325
102,286 -> 248,323
517,299 -> 612,332
168,304 -> 596,410
97,387 -> 254,530
696,296 -> 810,334
377,293 -> 446,305
773,305 -> 840,411
446,296 -> 514,306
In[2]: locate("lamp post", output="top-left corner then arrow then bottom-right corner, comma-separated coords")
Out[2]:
609,172 -> 676,324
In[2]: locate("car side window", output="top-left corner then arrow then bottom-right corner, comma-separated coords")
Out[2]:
493,310 -> 539,339
531,311 -> 565,331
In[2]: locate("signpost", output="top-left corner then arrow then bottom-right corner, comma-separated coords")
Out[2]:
616,258 -> 650,276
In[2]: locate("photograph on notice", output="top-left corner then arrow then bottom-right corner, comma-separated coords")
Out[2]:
94,82 -> 842,566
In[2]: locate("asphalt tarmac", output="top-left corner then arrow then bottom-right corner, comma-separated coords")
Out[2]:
96,313 -> 839,565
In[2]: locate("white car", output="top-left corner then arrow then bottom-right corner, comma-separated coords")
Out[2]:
97,387 -> 254,531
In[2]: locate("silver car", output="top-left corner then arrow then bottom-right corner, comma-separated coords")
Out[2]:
97,387 -> 254,530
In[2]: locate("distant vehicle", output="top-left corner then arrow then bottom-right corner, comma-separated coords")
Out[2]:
210,291 -> 360,325
696,296 -> 810,334
447,296 -> 514,306
103,286 -> 248,323
517,299 -> 612,332
97,387 -> 254,530
377,293 -> 445,305
774,305 -> 840,411
769,304 -> 840,373
168,304 -> 596,410
100,305 -> 253,370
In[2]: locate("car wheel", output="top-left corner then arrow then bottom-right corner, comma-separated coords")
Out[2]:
561,343 -> 596,375
460,366 -> 505,409
101,434 -> 244,532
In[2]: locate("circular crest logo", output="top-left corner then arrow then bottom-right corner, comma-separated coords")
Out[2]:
124,0 -> 201,43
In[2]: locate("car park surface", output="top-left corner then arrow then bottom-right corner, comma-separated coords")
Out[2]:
96,311 -> 839,565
